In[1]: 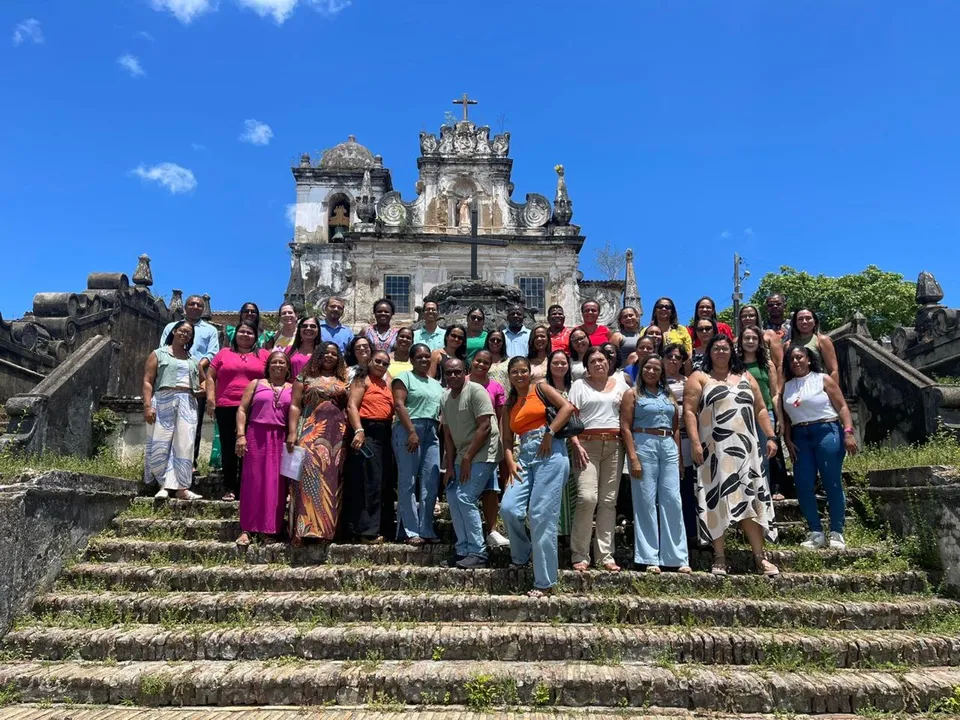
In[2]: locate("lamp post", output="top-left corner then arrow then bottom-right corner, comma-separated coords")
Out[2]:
732,253 -> 750,335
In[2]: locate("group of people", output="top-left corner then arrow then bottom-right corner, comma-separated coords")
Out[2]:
141,290 -> 858,595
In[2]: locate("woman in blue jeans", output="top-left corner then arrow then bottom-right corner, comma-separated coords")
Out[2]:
620,354 -> 690,573
781,345 -> 857,550
500,356 -> 576,597
391,343 -> 444,545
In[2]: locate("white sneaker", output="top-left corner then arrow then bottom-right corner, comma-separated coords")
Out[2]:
486,530 -> 510,549
154,488 -> 169,500
829,532 -> 846,550
800,531 -> 826,550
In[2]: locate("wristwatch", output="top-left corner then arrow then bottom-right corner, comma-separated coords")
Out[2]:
545,426 -> 555,437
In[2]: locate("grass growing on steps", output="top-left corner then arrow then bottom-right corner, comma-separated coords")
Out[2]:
844,430 -> 960,479
0,448 -> 144,483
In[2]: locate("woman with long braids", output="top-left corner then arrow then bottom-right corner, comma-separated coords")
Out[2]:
287,342 -> 349,543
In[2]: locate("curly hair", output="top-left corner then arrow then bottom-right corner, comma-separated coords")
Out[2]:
303,341 -> 347,382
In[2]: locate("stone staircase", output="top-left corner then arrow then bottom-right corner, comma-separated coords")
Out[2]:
2,480 -> 960,718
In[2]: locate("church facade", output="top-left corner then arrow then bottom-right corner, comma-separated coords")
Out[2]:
284,102 -> 618,328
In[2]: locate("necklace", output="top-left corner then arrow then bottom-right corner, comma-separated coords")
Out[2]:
269,382 -> 286,408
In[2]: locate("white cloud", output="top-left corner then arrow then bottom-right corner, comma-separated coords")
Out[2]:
719,230 -> 731,239
150,0 -> 216,24
117,54 -> 146,78
286,204 -> 297,226
744,227 -> 754,237
132,163 -> 197,194
307,0 -> 350,16
240,119 -> 273,145
13,18 -> 43,46
237,0 -> 298,23
138,30 -> 156,41
191,142 -> 206,151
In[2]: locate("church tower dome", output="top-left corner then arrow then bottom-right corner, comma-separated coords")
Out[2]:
319,135 -> 375,170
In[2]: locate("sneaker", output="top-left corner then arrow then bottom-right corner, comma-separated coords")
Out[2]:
441,555 -> 466,568
455,553 -> 489,570
486,530 -> 510,549
829,532 -> 846,550
154,488 -> 169,500
800,531 -> 827,550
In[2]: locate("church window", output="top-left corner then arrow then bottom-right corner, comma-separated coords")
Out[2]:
327,193 -> 351,243
518,277 -> 545,313
384,275 -> 411,314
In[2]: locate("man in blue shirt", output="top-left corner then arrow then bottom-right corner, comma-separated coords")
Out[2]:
503,304 -> 531,358
158,294 -> 219,470
320,296 -> 354,353
413,300 -> 445,351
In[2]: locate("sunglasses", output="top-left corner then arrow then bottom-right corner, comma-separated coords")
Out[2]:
696,327 -> 714,333
372,359 -> 389,367
450,334 -> 465,341
655,304 -> 672,310
488,337 -> 503,343
665,354 -> 682,361
301,324 -> 318,329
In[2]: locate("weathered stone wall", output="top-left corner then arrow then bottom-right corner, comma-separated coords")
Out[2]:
99,396 -> 215,465
0,470 -> 135,633
1,336 -> 119,456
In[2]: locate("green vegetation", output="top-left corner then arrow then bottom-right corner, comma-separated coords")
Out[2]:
845,430 -> 960,479
934,375 -> 960,386
0,447 -> 143,482
0,682 -> 21,706
464,674 -> 518,710
532,682 -> 552,707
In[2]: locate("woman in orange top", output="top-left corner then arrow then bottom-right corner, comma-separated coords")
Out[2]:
345,349 -> 395,543
499,356 -> 576,596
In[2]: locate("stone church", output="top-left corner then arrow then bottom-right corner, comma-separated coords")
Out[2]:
284,98 -> 623,327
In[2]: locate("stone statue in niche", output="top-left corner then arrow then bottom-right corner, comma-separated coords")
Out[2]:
492,132 -> 510,157
415,179 -> 425,195
436,194 -> 449,228
419,131 -> 438,156
475,126 -> 492,155
438,126 -> 454,154
458,196 -> 473,233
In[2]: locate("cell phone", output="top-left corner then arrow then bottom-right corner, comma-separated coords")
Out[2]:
359,443 -> 375,459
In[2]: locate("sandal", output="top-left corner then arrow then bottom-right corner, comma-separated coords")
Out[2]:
360,536 -> 385,546
645,565 -> 662,575
406,537 -> 426,547
527,588 -> 553,598
711,555 -> 728,576
602,562 -> 621,573
755,555 -> 780,577
176,490 -> 202,501
677,566 -> 693,574
772,493 -> 785,502
235,532 -> 251,548
221,493 -> 236,502
572,561 -> 589,572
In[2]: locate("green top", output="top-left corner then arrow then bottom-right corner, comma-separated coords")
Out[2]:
393,371 -> 443,421
153,346 -> 200,392
442,381 -> 502,465
792,333 -> 822,364
465,331 -> 488,366
745,361 -> 772,410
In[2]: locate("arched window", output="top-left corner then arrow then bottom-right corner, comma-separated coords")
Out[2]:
327,193 -> 351,242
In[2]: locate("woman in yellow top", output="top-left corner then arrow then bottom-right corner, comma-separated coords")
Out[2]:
642,297 -> 692,356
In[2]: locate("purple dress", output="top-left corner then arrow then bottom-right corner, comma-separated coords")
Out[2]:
240,382 -> 292,535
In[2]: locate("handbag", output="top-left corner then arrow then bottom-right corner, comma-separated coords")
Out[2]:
535,383 -> 584,439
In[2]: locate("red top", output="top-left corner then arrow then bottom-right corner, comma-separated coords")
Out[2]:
210,349 -> 269,407
549,326 -> 572,353
359,376 -> 395,421
687,322 -> 734,348
580,325 -> 611,347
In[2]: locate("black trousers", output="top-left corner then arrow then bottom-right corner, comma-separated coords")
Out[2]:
194,396 -> 206,466
215,406 -> 243,496
680,464 -> 700,547
344,420 -> 395,539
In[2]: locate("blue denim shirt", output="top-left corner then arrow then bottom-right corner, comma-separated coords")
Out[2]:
321,322 -> 354,353
632,389 -> 676,431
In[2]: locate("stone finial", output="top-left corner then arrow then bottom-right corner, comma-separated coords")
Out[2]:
169,289 -> 184,318
373,154 -> 384,169
356,170 -> 376,223
132,254 -> 153,287
552,164 -> 573,226
299,152 -> 311,168
284,243 -> 306,314
917,271 -> 944,306
201,293 -> 212,320
623,248 -> 642,317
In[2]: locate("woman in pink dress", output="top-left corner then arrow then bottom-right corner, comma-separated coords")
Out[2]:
234,350 -> 293,545
286,316 -> 320,378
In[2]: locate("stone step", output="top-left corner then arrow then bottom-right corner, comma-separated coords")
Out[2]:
0,709 -> 931,720
83,537 -> 885,573
1,710 -> 934,720
32,591 -> 958,630
60,561 -> 931,597
0,659 -> 958,713
8,622 -> 960,667
129,496 -> 817,524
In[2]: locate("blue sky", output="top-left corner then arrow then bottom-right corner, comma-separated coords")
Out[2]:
2,1 -> 959,326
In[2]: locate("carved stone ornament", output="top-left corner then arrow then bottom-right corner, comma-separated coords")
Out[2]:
133,254 -> 153,287
917,271 -> 944,305
419,131 -> 439,156
475,126 -> 492,155
356,170 -> 376,222
376,191 -> 408,226
438,125 -> 455,154
454,121 -> 477,155
521,193 -> 552,228
552,164 -> 573,226
492,132 -> 510,157
169,289 -> 184,318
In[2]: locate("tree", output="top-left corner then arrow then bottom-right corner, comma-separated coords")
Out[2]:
593,240 -> 626,281
744,265 -> 916,337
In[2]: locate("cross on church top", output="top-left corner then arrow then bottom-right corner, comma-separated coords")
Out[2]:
452,93 -> 477,121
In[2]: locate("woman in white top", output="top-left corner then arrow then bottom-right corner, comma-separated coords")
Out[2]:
781,345 -> 857,550
568,347 -> 628,572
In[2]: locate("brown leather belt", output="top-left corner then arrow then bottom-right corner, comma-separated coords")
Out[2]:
580,432 -> 620,442
635,427 -> 672,437
791,419 -> 838,429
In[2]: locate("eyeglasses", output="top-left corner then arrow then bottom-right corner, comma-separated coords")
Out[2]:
372,359 -> 389,367
469,315 -> 484,321
301,324 -> 318,329
665,354 -> 682,361
655,304 -> 672,310
488,337 -> 503,343
696,327 -> 714,333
